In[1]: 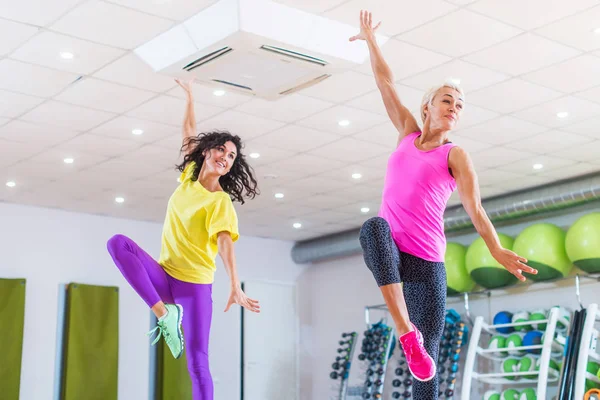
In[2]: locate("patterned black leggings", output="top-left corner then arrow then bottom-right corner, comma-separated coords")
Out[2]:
359,217 -> 447,400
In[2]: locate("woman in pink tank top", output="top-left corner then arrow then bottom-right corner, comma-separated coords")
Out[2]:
350,10 -> 537,398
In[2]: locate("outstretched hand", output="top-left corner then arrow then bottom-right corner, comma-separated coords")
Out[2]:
175,77 -> 195,99
493,248 -> 538,282
349,10 -> 381,42
224,286 -> 261,313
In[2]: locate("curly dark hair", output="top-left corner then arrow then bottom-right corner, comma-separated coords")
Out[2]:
176,131 -> 259,204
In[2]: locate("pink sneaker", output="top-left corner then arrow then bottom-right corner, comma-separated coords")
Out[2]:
399,323 -> 436,382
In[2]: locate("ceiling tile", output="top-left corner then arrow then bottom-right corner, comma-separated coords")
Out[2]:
298,71 -> 375,103
126,95 -> 224,126
90,116 -> 179,143
243,144 -> 295,167
83,159 -> 166,186
398,9 -> 521,57
534,5 -> 600,52
0,138 -> 45,168
306,137 -> 390,163
449,136 -> 493,153
11,31 -> 125,75
547,139 -> 600,164
523,55 -> 600,94
326,183 -> 383,202
352,121 -> 400,149
282,175 -> 354,194
197,110 -> 286,139
466,79 -> 563,114
324,0 -> 457,36
504,129 -> 595,153
493,175 -> 556,191
266,153 -> 346,175
0,90 -> 45,118
274,0 -> 347,13
334,200 -> 381,216
0,119 -> 79,145
20,101 -> 116,131
28,148 -> 108,172
464,33 -> 581,76
93,53 -> 177,93
167,82 -> 253,110
478,185 -> 508,199
454,116 -> 548,145
472,168 -> 525,186
317,163 -> 386,184
575,85 -> 600,105
0,0 -> 83,26
246,125 -> 341,152
0,19 -> 39,56
356,39 -> 450,80
55,77 -> 157,113
296,209 -> 358,225
513,96 -> 600,128
468,0 -> 598,30
562,116 -> 600,139
234,94 -> 332,123
105,0 -> 216,20
296,105 -> 387,135
51,0 -> 174,50
469,146 -> 536,169
250,164 -> 308,185
455,104 -> 499,129
51,133 -> 140,158
538,162 -> 600,179
400,60 -> 508,93
0,59 -> 79,97
495,155 -> 577,175
288,193 -> 356,209
346,85 -> 424,117
125,144 -> 182,170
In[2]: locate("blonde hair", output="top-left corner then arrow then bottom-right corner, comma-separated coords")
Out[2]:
420,81 -> 465,123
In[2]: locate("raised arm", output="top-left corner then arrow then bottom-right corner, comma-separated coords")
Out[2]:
175,78 -> 197,157
350,10 -> 420,144
448,147 -> 538,281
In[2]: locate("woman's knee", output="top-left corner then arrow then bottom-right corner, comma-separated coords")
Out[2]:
359,217 -> 390,243
106,234 -> 128,255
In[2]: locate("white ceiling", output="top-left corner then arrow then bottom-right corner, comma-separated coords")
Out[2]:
1,0 -> 600,241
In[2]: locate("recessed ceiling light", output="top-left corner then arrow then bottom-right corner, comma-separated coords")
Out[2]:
533,163 -> 544,170
338,120 -> 350,127
6,180 -> 16,188
115,196 -> 125,204
60,51 -> 74,60
361,207 -> 370,213
352,173 -> 362,180
213,89 -> 226,97
293,222 -> 302,229
593,27 -> 600,34
556,111 -> 569,119
274,193 -> 284,199
132,128 -> 144,135
249,152 -> 260,159
63,157 -> 74,164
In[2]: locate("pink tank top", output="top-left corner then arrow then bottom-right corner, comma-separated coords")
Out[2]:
378,132 -> 457,262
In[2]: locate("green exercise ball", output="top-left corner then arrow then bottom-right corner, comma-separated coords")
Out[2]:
565,212 -> 600,274
466,233 -> 517,289
513,223 -> 573,281
445,242 -> 476,295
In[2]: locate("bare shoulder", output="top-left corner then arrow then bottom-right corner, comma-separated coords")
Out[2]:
448,146 -> 473,171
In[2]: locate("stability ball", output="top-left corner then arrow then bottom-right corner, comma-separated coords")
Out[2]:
466,233 -> 517,289
565,212 -> 600,274
512,223 -> 573,281
445,242 -> 475,295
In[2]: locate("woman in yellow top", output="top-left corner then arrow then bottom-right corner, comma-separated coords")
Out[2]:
107,78 -> 260,399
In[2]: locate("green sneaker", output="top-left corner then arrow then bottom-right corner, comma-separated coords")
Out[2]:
148,303 -> 184,359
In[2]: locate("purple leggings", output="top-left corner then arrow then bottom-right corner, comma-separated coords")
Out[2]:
107,234 -> 213,400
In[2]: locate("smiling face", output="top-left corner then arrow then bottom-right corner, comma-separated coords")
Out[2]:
203,140 -> 237,176
421,85 -> 465,131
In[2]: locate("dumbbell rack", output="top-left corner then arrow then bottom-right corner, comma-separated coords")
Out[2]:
330,332 -> 359,400
460,307 -> 560,399
575,303 -> 600,399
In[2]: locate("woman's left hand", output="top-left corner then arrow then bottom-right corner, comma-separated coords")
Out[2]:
224,286 -> 261,313
492,247 -> 538,282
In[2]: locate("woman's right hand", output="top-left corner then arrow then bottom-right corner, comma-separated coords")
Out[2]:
349,10 -> 381,42
175,78 -> 195,100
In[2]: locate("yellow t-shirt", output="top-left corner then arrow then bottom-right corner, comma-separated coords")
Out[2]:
158,161 -> 239,284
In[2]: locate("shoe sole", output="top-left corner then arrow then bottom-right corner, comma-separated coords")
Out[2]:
407,354 -> 437,382
174,304 -> 185,359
